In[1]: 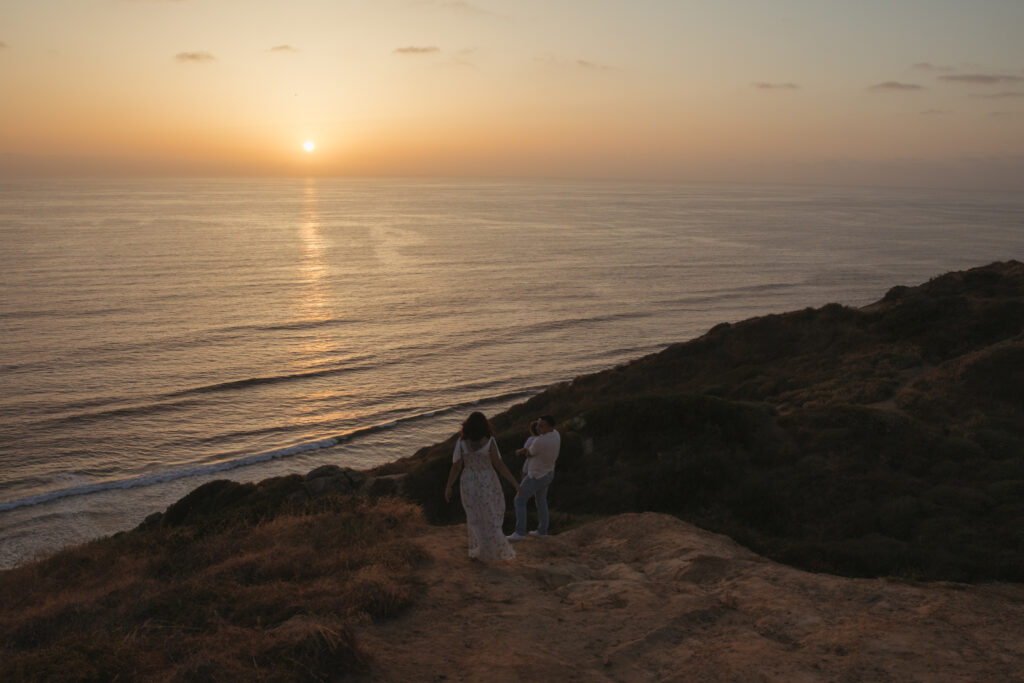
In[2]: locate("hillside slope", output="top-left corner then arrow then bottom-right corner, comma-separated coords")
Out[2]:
380,261 -> 1024,581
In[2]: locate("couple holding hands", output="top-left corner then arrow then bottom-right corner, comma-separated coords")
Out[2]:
444,412 -> 561,562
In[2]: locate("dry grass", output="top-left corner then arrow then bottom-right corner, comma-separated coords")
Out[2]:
0,494 -> 426,681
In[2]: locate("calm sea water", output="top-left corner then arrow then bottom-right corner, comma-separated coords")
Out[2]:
1,178 -> 1022,568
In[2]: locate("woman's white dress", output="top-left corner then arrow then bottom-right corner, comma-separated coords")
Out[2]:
455,437 -> 514,562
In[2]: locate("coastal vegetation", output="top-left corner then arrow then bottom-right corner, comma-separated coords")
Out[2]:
2,260 -> 1022,679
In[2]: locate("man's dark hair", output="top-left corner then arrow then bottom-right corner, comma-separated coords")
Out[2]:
539,415 -> 556,428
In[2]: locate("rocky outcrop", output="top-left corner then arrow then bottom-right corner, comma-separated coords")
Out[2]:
357,512 -> 1024,682
300,465 -> 368,498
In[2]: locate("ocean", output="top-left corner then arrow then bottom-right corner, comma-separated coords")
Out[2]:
2,178 -> 1022,569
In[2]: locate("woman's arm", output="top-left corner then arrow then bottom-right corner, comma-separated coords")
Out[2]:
444,459 -> 463,502
490,439 -> 521,493
516,436 -> 536,458
516,438 -> 540,458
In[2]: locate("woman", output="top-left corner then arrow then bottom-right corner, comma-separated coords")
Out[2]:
521,420 -> 540,475
444,411 -> 520,562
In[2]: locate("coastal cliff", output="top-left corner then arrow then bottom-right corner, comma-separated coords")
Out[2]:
383,260 -> 1024,583
2,261 -> 1023,681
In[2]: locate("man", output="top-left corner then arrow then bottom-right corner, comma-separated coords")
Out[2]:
507,415 -> 560,541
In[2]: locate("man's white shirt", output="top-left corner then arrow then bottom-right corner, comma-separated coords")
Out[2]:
525,430 -> 560,478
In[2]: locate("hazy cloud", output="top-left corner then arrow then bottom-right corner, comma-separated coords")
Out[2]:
971,91 -> 1024,99
920,109 -> 950,115
175,51 -> 215,63
912,62 -> 954,72
535,54 -> 613,71
409,1 -> 500,17
269,45 -> 298,53
440,1 -> 493,14
868,81 -> 924,91
0,41 -> 7,50
990,111 -> 1023,118
940,74 -> 1024,85
394,46 -> 440,55
752,82 -> 799,90
448,48 -> 479,67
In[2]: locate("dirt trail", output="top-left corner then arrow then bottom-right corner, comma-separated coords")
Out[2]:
356,513 -> 1024,682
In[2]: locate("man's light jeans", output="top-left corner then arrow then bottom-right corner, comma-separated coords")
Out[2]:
514,471 -> 555,536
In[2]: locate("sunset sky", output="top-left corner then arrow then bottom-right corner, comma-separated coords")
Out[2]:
2,0 -> 1023,188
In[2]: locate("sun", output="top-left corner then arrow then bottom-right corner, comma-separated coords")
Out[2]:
303,140 -> 315,152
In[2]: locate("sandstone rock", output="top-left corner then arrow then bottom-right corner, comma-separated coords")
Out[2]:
306,464 -> 344,480
355,511 -> 1024,681
303,466 -> 369,497
366,473 -> 406,496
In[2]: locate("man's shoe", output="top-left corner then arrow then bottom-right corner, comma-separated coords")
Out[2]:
506,532 -> 527,542
528,531 -> 548,538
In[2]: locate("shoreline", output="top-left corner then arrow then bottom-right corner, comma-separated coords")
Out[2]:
0,390 -> 540,570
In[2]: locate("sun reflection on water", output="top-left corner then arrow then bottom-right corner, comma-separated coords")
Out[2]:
298,178 -> 330,318
293,178 -> 343,372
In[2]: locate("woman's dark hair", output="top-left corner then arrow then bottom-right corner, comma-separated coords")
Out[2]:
460,411 -> 493,442
529,420 -> 540,436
